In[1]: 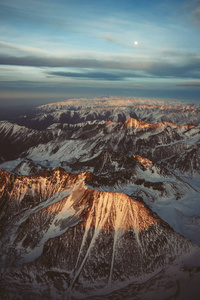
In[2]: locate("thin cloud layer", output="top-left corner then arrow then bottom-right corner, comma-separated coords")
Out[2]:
49,71 -> 125,81
188,0 -> 200,25
1,53 -> 200,80
176,82 -> 200,86
0,41 -> 46,55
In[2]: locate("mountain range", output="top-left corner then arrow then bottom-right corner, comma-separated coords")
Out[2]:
0,97 -> 200,299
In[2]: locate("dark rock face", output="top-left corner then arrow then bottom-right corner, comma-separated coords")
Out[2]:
0,121 -> 53,161
12,160 -> 48,175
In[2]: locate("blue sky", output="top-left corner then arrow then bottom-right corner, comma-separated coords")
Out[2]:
0,0 -> 200,106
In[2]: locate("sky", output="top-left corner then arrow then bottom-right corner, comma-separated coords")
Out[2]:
0,0 -> 200,108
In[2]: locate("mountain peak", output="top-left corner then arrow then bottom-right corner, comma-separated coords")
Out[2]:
162,121 -> 194,130
124,118 -> 195,130
132,154 -> 152,167
124,118 -> 161,129
78,189 -> 160,232
105,120 -> 114,125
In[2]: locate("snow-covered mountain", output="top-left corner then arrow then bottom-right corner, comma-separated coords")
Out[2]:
0,97 -> 200,299
1,167 -> 200,299
1,114 -> 199,175
15,97 -> 200,129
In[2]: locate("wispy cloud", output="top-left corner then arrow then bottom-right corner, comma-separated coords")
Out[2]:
0,41 -> 46,56
0,1 -> 70,29
131,84 -> 143,87
191,0 -> 200,25
0,53 -> 149,70
48,71 -> 147,81
1,53 -> 200,80
102,35 -> 139,49
176,82 -> 200,86
186,0 -> 200,25
49,71 -> 124,81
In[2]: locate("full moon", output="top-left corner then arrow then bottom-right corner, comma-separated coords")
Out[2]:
134,41 -> 138,45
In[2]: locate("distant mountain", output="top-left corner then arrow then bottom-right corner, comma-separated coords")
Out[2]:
15,97 -> 200,129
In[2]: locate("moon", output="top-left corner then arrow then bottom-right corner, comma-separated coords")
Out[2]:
134,41 -> 138,45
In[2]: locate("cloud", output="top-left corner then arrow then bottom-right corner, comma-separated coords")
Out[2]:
102,35 -> 133,48
48,71 -> 148,81
186,0 -> 200,25
0,54 -> 150,70
102,35 -> 145,49
148,63 -> 200,79
103,36 -> 120,44
0,1 -> 70,31
176,82 -> 200,86
48,71 -> 125,81
131,84 -> 143,87
0,41 -> 45,56
1,52 -> 200,80
192,0 -> 200,25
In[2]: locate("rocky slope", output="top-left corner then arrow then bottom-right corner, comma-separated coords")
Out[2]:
0,121 -> 53,162
0,167 -> 200,299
